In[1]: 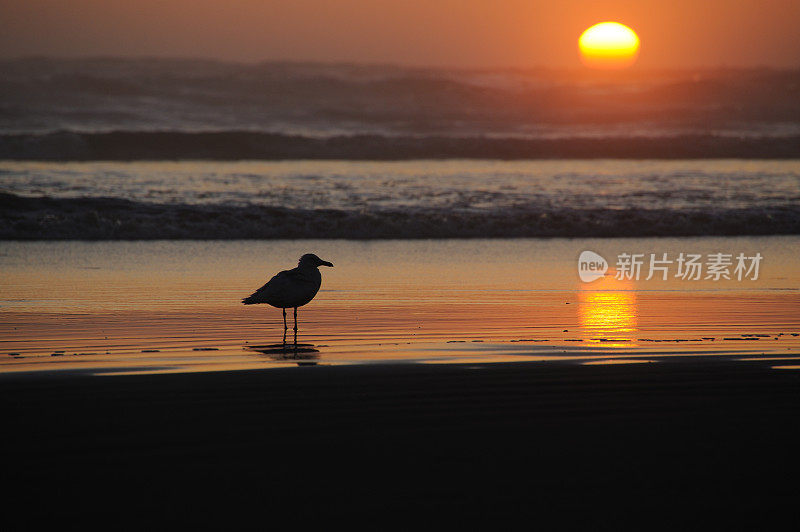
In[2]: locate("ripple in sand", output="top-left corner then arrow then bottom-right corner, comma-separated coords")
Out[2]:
583,359 -> 656,365
737,357 -> 800,362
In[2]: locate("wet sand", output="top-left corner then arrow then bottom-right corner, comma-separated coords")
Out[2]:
6,358 -> 800,526
3,238 -> 800,374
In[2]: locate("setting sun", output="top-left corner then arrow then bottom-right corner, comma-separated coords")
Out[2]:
578,21 -> 640,69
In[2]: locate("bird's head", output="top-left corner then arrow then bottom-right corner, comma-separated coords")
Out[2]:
299,253 -> 334,268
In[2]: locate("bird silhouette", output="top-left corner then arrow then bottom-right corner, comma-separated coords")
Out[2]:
242,253 -> 334,346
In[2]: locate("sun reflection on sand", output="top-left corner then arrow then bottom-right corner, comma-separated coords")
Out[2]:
578,273 -> 638,345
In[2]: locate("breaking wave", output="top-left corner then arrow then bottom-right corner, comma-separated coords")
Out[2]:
2,193 -> 798,240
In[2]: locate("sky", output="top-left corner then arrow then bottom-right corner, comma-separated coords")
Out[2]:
1,0 -> 799,68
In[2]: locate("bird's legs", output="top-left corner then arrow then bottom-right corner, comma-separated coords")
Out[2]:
293,307 -> 298,356
282,308 -> 288,348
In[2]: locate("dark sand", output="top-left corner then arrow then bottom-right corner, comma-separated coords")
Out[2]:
5,358 -> 800,527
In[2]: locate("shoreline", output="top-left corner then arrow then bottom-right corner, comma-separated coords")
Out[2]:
3,237 -> 799,376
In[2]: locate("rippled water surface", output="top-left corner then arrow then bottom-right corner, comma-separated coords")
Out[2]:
2,237 -> 799,375
3,159 -> 799,210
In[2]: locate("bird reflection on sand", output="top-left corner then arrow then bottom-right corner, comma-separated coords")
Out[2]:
248,343 -> 321,364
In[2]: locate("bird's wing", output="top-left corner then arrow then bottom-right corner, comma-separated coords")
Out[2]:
242,268 -> 302,305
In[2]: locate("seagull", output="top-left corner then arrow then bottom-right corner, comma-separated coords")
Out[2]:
242,253 -> 334,343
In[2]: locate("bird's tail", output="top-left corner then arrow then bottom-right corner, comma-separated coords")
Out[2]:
242,280 -> 272,305
242,294 -> 258,305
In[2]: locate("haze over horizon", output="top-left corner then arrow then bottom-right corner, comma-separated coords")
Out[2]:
1,0 -> 799,69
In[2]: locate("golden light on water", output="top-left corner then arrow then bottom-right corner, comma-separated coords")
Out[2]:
578,273 -> 638,343
578,22 -> 640,69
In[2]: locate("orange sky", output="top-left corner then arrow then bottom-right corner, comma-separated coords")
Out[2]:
1,0 -> 799,68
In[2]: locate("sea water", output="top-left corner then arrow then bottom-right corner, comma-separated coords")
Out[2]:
2,159 -> 799,238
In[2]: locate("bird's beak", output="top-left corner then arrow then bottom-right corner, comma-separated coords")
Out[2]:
321,260 -> 334,267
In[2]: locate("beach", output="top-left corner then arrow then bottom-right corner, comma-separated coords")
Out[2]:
3,237 -> 800,524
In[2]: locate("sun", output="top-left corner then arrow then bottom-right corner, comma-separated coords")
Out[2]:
578,22 -> 640,70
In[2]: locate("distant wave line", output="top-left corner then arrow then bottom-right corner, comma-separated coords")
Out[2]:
2,131 -> 800,160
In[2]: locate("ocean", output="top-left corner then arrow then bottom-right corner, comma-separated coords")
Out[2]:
1,159 -> 799,239
3,57 -> 800,140
1,58 -> 799,240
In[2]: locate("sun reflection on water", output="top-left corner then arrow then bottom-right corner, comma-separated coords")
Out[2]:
578,274 -> 638,345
